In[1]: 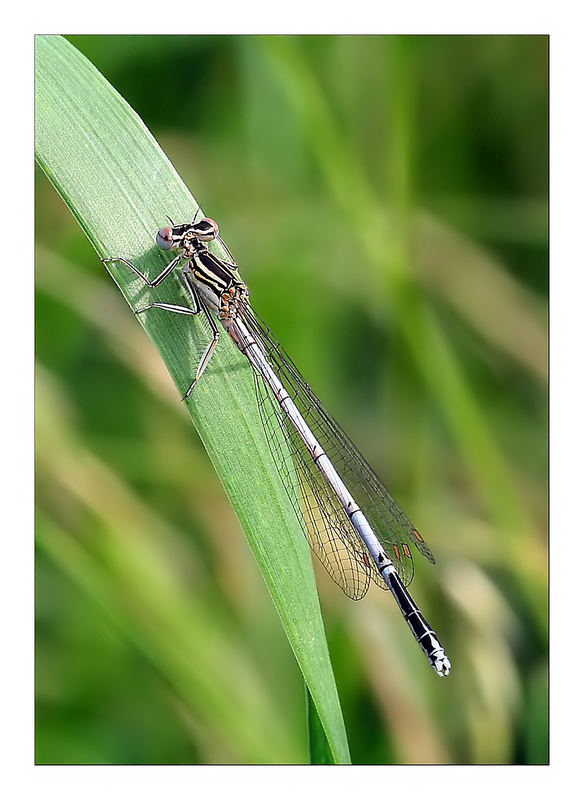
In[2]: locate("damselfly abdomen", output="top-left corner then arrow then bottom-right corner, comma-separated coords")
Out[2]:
103,216 -> 451,677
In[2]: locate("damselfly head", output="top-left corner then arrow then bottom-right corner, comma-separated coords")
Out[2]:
156,217 -> 219,251
192,217 -> 219,242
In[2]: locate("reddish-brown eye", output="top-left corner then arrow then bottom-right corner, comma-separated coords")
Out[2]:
156,226 -> 174,250
194,217 -> 219,242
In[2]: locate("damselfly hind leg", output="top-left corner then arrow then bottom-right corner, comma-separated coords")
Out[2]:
182,275 -> 220,397
183,302 -> 220,399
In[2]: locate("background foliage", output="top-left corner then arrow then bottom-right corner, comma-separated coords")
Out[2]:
35,34 -> 548,764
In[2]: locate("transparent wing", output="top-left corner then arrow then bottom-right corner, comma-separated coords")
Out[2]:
253,370 -> 379,599
242,303 -> 437,592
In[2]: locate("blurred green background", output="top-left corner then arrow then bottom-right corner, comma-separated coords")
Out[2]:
35,35 -> 548,764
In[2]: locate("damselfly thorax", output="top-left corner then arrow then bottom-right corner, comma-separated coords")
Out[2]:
186,238 -> 249,323
161,219 -> 250,323
102,214 -> 451,677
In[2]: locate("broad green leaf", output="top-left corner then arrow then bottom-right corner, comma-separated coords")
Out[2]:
35,34 -> 350,764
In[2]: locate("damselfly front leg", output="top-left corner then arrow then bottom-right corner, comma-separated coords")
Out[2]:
101,218 -> 211,286
101,253 -> 183,288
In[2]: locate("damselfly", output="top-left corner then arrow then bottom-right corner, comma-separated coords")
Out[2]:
103,216 -> 451,676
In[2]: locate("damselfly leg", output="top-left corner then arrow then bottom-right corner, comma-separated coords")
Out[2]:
102,253 -> 183,287
102,253 -> 221,397
136,302 -> 199,315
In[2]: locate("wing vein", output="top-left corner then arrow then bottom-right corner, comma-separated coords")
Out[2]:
244,302 -> 436,591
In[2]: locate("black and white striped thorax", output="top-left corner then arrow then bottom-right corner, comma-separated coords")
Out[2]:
187,240 -> 244,297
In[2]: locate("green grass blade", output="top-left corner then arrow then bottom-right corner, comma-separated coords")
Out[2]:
35,34 -> 350,765
305,684 -> 334,764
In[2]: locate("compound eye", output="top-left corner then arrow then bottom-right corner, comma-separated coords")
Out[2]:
156,226 -> 174,250
194,217 -> 219,242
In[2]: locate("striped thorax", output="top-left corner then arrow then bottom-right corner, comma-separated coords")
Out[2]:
157,217 -> 249,321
